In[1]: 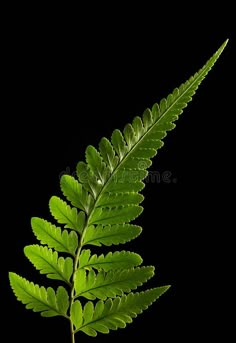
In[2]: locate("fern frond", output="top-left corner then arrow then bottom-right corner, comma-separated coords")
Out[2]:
31,217 -> 78,256
9,40 -> 228,340
79,250 -> 142,271
72,287 -> 169,336
82,224 -> 142,246
9,272 -> 69,317
24,245 -> 73,284
74,266 -> 154,300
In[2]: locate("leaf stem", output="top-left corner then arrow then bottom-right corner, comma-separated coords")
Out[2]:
70,319 -> 75,343
69,229 -> 86,343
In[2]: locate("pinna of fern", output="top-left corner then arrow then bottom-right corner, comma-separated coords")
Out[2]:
9,39 -> 228,342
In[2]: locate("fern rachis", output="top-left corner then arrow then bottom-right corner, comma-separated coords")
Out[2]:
9,40 -> 228,342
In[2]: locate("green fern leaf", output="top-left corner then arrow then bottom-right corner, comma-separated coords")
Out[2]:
49,196 -> 85,233
24,245 -> 73,284
31,217 -> 78,256
77,161 -> 102,199
85,145 -> 109,184
79,250 -> 142,271
89,205 -> 143,225
74,266 -> 154,300
99,137 -> 119,172
9,272 -> 69,317
75,287 -> 169,336
82,224 -> 142,246
96,192 -> 144,207
9,40 -> 228,341
60,174 -> 91,213
111,129 -> 128,159
71,300 -> 83,330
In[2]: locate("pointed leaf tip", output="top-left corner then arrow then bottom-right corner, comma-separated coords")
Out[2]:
224,38 -> 229,46
218,39 -> 229,55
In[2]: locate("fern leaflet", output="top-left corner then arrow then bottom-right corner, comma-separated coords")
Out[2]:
74,266 -> 155,300
9,272 -> 69,317
82,224 -> 142,246
72,287 -> 170,336
24,245 -> 73,284
79,250 -> 142,271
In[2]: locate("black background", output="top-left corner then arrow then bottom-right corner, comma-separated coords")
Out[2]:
2,4 -> 233,342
